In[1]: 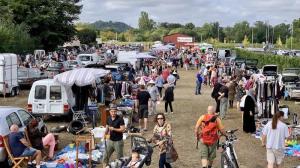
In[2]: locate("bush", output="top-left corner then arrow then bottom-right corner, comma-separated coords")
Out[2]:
236,49 -> 300,71
0,19 -> 35,53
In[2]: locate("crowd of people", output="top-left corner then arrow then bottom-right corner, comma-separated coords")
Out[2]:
6,44 -> 293,168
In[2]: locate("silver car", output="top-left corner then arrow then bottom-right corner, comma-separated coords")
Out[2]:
0,106 -> 45,163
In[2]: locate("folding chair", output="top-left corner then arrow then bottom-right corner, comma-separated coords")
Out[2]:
3,136 -> 28,168
71,107 -> 88,126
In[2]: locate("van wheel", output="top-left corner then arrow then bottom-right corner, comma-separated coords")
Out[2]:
66,111 -> 73,121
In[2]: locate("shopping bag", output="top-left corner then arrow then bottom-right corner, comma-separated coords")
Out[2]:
166,143 -> 178,163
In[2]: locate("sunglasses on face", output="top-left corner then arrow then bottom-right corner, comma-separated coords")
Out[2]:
157,118 -> 164,120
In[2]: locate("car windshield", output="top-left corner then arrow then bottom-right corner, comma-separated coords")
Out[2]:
29,69 -> 41,78
18,70 -> 28,77
283,76 -> 299,82
283,69 -> 300,74
79,56 -> 91,61
49,62 -> 63,68
69,61 -> 77,65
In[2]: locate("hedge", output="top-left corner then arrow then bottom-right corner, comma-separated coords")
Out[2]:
236,49 -> 300,71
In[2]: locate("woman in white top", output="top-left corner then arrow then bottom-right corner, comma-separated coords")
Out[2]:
262,111 -> 289,168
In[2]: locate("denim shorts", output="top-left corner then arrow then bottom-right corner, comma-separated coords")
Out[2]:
20,147 -> 37,157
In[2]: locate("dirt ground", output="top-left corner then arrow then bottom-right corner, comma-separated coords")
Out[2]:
1,69 -> 299,168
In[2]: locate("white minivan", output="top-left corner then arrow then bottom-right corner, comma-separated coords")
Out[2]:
28,79 -> 75,116
77,53 -> 100,66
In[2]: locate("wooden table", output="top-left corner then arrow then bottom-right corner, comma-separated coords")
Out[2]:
75,134 -> 93,168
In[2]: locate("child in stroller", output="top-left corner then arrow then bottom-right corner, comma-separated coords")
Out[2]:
126,150 -> 141,168
108,135 -> 155,168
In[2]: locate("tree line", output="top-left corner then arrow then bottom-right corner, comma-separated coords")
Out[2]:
93,11 -> 300,49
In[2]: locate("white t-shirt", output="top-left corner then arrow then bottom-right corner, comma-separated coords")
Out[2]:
262,120 -> 289,149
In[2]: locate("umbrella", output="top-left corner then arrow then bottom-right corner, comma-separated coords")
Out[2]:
54,68 -> 110,86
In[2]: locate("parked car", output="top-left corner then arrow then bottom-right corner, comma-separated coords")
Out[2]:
66,60 -> 82,70
18,67 -> 48,88
288,86 -> 300,100
217,49 -> 236,60
28,79 -> 75,117
77,53 -> 100,66
282,68 -> 300,76
46,62 -> 70,78
245,59 -> 258,72
0,106 -> 45,164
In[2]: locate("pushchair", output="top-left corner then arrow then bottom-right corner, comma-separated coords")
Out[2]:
108,135 -> 155,168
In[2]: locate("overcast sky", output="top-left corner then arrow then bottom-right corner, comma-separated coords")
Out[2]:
79,0 -> 299,27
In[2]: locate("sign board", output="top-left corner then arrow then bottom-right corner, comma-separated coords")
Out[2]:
96,38 -> 102,44
177,37 -> 193,43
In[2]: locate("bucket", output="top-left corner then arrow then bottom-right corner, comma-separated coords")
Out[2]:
91,127 -> 106,138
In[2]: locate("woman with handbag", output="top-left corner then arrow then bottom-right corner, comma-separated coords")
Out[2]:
151,113 -> 176,168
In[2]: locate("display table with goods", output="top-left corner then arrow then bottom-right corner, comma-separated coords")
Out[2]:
253,114 -> 300,158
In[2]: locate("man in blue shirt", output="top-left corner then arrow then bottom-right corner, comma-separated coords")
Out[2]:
8,124 -> 42,168
196,71 -> 203,95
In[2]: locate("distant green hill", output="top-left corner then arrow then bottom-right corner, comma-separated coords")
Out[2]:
91,20 -> 132,32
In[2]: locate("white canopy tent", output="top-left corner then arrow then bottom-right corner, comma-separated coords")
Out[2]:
54,68 -> 110,87
152,45 -> 171,51
130,53 -> 156,59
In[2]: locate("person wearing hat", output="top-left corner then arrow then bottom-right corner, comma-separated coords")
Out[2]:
103,104 -> 125,167
148,80 -> 160,115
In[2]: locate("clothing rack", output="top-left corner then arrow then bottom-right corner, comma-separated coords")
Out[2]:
256,76 -> 281,118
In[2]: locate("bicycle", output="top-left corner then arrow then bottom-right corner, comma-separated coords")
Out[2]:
219,129 -> 239,168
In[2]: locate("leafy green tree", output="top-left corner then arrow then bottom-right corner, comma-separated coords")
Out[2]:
1,0 -> 82,51
276,36 -> 283,48
77,29 -> 97,44
185,23 -> 195,29
223,26 -> 235,43
242,35 -> 250,47
100,30 -> 116,41
274,23 -> 290,44
159,22 -> 183,29
253,21 -> 268,43
233,21 -> 250,42
138,11 -> 155,31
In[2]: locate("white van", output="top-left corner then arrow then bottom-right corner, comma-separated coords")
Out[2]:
0,53 -> 19,96
77,53 -> 100,66
28,79 -> 75,116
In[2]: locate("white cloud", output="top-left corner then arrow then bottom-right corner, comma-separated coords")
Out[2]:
79,0 -> 299,27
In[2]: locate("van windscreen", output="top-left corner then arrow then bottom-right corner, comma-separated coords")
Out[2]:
35,85 -> 46,99
50,86 -> 61,100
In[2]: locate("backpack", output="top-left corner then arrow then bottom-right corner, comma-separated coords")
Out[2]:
200,114 -> 219,145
